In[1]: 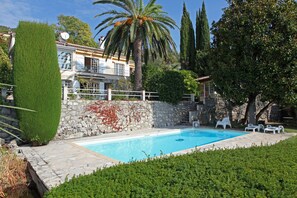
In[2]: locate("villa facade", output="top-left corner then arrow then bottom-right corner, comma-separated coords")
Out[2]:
56,41 -> 135,91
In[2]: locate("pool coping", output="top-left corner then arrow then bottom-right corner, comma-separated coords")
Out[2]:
19,126 -> 296,196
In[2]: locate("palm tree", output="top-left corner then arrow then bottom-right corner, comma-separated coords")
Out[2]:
93,0 -> 177,90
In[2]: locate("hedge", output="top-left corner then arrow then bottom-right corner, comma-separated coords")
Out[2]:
45,136 -> 297,197
13,21 -> 61,144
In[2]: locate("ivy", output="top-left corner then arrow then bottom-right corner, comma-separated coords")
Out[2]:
86,101 -> 149,132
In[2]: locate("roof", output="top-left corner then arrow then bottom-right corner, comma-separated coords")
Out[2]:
197,76 -> 211,82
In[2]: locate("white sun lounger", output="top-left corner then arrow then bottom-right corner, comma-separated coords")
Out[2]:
215,117 -> 231,129
264,125 -> 284,134
245,124 -> 264,132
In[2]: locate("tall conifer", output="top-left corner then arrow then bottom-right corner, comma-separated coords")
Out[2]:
195,1 -> 210,75
180,3 -> 190,69
180,3 -> 195,70
199,2 -> 210,50
196,10 -> 201,51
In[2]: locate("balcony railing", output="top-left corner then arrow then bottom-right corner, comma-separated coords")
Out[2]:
77,66 -> 124,76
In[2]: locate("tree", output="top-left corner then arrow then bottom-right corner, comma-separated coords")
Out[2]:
93,0 -> 177,91
197,2 -> 210,51
13,21 -> 61,144
195,2 -> 210,76
211,0 -> 297,124
0,35 -> 12,84
180,3 -> 195,70
54,15 -> 97,47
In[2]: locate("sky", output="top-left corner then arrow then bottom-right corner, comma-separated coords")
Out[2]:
0,0 -> 228,49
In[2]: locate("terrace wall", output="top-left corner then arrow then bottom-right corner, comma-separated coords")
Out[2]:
56,100 -> 196,140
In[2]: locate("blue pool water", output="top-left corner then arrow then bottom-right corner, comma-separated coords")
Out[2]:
80,128 -> 246,163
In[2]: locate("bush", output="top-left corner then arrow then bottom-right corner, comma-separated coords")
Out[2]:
45,136 -> 297,197
157,71 -> 185,105
179,70 -> 199,96
13,21 -> 61,144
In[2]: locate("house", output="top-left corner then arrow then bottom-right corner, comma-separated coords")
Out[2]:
197,76 -> 215,104
56,41 -> 135,91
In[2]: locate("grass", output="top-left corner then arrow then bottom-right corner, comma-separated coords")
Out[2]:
285,127 -> 297,133
46,136 -> 297,198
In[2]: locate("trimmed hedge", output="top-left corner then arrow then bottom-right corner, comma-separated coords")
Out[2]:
157,70 -> 185,105
13,21 -> 61,144
45,136 -> 297,197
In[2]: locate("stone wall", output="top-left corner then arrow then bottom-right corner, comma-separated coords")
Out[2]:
0,101 -> 19,143
197,95 -> 280,125
56,100 -> 196,140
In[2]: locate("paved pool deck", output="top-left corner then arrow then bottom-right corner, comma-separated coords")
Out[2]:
20,127 -> 296,194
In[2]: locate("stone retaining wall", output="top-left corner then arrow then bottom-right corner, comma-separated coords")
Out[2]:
198,96 -> 280,125
56,100 -> 196,140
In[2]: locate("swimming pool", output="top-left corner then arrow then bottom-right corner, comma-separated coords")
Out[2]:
77,128 -> 246,163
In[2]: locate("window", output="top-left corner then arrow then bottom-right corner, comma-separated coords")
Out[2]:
58,50 -> 72,70
85,57 -> 100,73
114,63 -> 124,76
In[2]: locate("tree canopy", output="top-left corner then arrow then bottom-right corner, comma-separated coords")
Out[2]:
211,0 -> 297,124
93,0 -> 177,91
53,15 -> 97,47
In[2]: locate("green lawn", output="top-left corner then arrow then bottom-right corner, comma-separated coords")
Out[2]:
285,127 -> 297,133
46,136 -> 297,198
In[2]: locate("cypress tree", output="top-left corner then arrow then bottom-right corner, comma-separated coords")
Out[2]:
180,3 -> 195,70
196,9 -> 201,51
13,21 -> 61,145
195,1 -> 210,76
180,3 -> 190,69
188,18 -> 196,71
199,2 -> 210,50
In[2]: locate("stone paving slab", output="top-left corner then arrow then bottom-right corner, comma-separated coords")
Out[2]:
20,127 -> 296,194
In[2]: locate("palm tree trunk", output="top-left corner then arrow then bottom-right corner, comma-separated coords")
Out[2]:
133,36 -> 143,91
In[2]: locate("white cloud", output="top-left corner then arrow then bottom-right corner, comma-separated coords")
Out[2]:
0,0 -> 35,28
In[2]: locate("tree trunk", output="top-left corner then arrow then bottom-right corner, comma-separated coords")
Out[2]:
242,101 -> 251,124
256,101 -> 273,121
247,95 -> 257,124
133,36 -> 143,91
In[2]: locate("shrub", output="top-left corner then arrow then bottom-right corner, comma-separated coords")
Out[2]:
179,70 -> 199,96
142,63 -> 164,92
45,136 -> 297,197
13,21 -> 61,144
157,70 -> 185,105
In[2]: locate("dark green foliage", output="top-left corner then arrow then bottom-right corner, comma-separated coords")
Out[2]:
180,3 -> 195,70
157,71 -> 185,105
142,63 -> 164,92
211,0 -> 297,123
197,2 -> 210,51
13,21 -> 61,144
195,50 -> 208,76
46,136 -> 297,197
195,10 -> 201,51
195,2 -> 210,76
